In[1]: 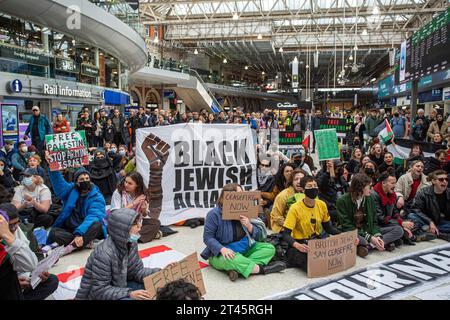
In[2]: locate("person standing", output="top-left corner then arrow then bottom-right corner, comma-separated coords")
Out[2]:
111,109 -> 125,146
23,106 -> 52,153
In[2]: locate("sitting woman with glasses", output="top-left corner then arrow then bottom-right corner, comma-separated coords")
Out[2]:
76,208 -> 161,300
282,176 -> 346,272
201,183 -> 286,282
409,170 -> 450,242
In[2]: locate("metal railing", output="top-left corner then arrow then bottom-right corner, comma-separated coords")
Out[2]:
187,68 -> 222,113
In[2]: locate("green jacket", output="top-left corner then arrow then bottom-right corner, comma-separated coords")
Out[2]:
336,193 -> 381,242
365,115 -> 382,137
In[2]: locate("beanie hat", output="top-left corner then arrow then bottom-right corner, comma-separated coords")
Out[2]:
73,167 -> 91,182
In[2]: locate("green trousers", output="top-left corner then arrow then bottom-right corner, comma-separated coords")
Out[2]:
209,242 -> 275,278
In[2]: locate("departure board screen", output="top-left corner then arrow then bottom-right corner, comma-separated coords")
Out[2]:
403,7 -> 450,82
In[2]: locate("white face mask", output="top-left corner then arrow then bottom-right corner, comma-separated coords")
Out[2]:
21,146 -> 28,153
0,166 -> 4,171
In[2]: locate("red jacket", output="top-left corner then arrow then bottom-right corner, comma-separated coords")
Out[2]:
53,119 -> 70,133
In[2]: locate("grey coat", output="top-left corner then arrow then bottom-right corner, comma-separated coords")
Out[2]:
75,208 -> 159,300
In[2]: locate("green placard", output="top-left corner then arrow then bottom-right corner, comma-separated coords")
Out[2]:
315,129 -> 340,161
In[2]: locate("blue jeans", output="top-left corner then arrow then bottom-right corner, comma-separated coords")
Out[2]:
119,281 -> 145,300
408,213 -> 450,234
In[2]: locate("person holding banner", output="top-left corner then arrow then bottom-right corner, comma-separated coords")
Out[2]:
270,169 -> 306,233
281,176 -> 343,271
337,173 -> 386,257
201,183 -> 286,282
44,152 -> 107,249
76,208 -> 161,300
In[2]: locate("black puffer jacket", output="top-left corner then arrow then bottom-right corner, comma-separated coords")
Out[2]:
316,170 -> 349,211
76,208 -> 159,300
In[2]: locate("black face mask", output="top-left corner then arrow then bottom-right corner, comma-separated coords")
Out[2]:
365,168 -> 375,175
305,187 -> 319,199
77,181 -> 92,193
294,159 -> 303,166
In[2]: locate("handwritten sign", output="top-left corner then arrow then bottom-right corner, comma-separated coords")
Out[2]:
222,191 -> 261,220
307,230 -> 357,278
143,253 -> 206,299
45,130 -> 89,171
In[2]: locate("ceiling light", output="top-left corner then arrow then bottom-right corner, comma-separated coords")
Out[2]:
85,47 -> 89,50
71,39 -> 76,45
110,57 -> 115,60
349,55 -> 353,61
306,65 -> 309,68
275,75 -> 278,79
262,71 -> 265,75
257,34 -> 262,40
99,52 -> 103,55
232,13 -> 239,20
194,48 -> 198,54
245,66 -> 248,70
370,77 -> 377,82
293,56 -> 298,62
223,58 -> 227,63
287,79 -> 290,82
353,45 -> 358,50
361,29 -> 368,36
279,47 -> 283,53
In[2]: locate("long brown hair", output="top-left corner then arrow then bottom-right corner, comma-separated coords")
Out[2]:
118,172 -> 146,197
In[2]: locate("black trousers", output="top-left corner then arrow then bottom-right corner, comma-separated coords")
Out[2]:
19,208 -> 53,229
47,222 -> 103,246
0,260 -> 23,300
23,274 -> 59,300
286,246 -> 308,272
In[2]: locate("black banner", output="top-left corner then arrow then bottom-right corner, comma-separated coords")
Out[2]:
279,131 -> 302,146
0,45 -> 49,66
55,57 -> 78,73
81,63 -> 99,77
319,118 -> 353,134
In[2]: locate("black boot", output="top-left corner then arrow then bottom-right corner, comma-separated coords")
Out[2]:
261,261 -> 286,274
438,233 -> 450,242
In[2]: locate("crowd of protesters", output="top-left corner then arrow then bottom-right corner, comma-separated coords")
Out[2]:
0,103 -> 449,299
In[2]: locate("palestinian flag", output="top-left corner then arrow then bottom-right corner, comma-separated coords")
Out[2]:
386,138 -> 443,160
302,135 -> 310,150
378,119 -> 394,143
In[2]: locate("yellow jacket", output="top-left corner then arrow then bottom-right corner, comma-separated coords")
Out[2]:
270,186 -> 295,233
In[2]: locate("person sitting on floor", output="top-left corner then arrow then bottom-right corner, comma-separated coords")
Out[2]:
282,176 -> 346,271
371,171 -> 417,248
11,141 -> 30,181
88,149 -> 117,205
45,151 -> 106,249
201,183 -> 286,282
12,168 -> 52,229
110,171 -> 162,242
0,157 -> 16,191
2,205 -> 58,300
270,169 -> 306,232
26,154 -> 46,180
75,208 -> 160,300
410,170 -> 450,242
395,159 -> 430,211
337,173 -> 401,256
378,152 -> 403,178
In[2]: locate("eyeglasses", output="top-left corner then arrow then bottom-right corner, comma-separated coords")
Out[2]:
437,178 -> 449,182
260,164 -> 270,168
32,109 -> 39,112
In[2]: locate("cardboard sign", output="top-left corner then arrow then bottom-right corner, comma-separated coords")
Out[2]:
222,191 -> 261,220
143,252 -> 206,299
45,130 -> 89,171
307,230 -> 357,278
278,131 -> 302,146
315,128 -> 340,161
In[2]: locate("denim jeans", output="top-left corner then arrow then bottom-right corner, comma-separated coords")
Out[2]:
408,213 -> 450,234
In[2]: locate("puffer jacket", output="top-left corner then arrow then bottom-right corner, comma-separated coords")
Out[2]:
75,208 -> 159,300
